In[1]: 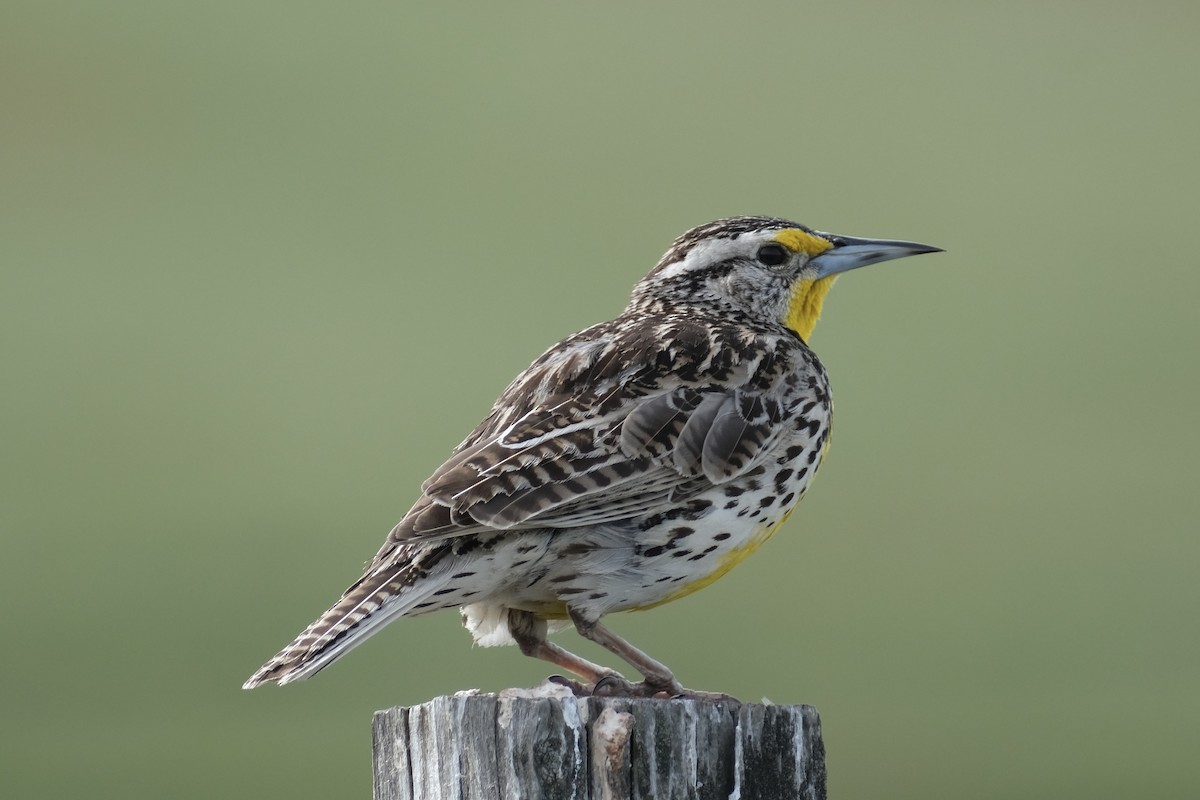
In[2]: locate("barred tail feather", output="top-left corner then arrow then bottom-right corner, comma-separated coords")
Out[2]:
243,545 -> 450,689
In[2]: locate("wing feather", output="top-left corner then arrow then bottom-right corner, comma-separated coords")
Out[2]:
371,316 -> 813,566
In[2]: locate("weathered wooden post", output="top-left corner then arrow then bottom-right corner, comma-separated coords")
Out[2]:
372,685 -> 825,800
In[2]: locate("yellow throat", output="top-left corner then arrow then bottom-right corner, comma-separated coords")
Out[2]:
785,276 -> 836,341
774,228 -> 837,341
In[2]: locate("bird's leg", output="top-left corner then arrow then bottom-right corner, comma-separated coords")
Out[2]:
566,608 -> 740,702
507,609 -> 624,694
566,607 -> 685,695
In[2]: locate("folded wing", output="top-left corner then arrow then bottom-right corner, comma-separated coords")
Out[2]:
371,322 -> 803,566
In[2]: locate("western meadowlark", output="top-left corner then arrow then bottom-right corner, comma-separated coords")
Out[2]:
244,216 -> 941,698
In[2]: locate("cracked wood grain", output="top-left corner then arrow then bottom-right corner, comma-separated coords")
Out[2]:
372,687 -> 824,800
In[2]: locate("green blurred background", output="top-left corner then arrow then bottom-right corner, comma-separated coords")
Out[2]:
3,1 -> 1198,797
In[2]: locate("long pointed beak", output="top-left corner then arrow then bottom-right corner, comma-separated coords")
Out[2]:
810,233 -> 943,279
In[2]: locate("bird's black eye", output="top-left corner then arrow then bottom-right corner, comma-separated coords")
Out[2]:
756,243 -> 789,267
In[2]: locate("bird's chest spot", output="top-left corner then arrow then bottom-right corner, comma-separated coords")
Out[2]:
624,453 -> 825,612
627,507 -> 797,611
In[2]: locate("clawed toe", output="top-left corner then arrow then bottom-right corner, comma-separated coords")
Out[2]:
669,687 -> 741,704
585,674 -> 632,697
546,674 -> 656,698
545,674 -> 592,697
544,673 -> 637,697
544,673 -> 738,703
644,679 -> 739,703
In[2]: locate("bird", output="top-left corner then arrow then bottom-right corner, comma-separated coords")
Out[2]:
243,215 -> 941,698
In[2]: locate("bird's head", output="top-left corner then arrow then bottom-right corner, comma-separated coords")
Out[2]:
633,216 -> 943,341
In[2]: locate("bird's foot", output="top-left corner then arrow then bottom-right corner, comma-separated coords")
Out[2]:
595,677 -> 741,703
544,673 -> 654,698
545,674 -> 595,697
591,674 -> 647,697
545,674 -> 739,703
666,686 -> 741,704
636,676 -> 740,703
